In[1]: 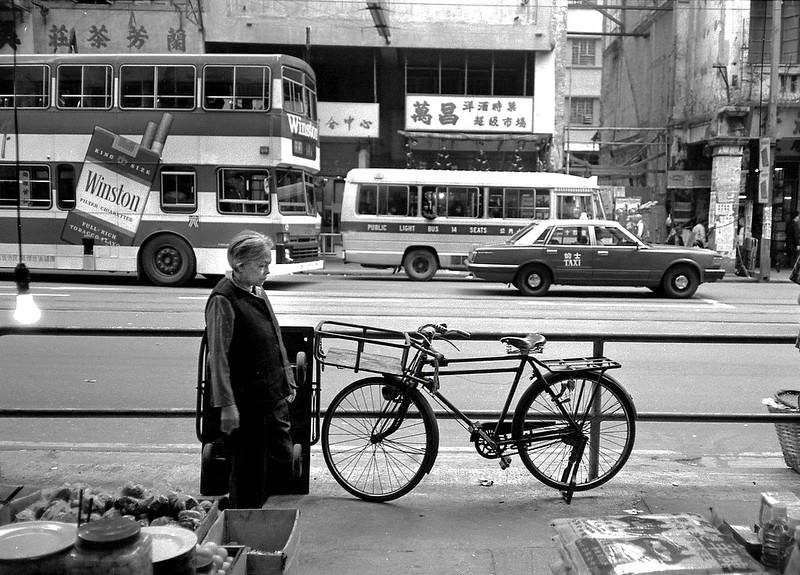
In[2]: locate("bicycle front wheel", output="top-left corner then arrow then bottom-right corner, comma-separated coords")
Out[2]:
321,377 -> 439,502
512,372 -> 635,492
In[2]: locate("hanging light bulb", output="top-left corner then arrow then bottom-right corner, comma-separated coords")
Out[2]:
13,262 -> 41,325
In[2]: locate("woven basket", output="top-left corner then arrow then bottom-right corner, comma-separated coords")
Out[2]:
767,391 -> 800,473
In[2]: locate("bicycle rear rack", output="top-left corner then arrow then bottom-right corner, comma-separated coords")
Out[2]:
540,357 -> 621,373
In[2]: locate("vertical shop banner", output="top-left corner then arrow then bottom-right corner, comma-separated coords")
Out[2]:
62,127 -> 160,247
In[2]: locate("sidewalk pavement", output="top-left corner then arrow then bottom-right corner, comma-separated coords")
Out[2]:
308,253 -> 792,283
0,444 -> 796,575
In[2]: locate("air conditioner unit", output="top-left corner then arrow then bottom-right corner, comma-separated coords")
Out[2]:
582,115 -> 593,125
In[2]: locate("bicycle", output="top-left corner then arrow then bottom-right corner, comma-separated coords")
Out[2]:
313,320 -> 637,504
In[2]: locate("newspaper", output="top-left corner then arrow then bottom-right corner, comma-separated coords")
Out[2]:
551,514 -> 765,575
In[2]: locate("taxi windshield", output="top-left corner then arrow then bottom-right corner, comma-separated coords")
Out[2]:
507,222 -> 542,245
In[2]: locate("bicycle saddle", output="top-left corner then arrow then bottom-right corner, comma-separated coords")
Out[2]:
500,334 -> 546,353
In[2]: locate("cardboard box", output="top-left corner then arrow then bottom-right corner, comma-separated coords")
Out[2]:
221,545 -> 246,575
201,508 -> 300,575
194,498 -> 221,543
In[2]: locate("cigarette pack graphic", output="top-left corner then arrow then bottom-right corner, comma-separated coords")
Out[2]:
61,115 -> 171,247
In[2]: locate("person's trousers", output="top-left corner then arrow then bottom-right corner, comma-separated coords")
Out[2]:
224,398 -> 292,509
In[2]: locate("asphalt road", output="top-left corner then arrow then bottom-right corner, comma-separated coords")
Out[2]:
0,269 -> 796,459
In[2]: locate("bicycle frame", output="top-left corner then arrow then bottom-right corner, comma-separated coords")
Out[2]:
404,349 -> 612,463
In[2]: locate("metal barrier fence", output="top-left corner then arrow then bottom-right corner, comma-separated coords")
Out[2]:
1,326 -> 799,424
319,233 -> 341,255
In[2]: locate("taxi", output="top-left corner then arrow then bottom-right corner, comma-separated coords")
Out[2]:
465,219 -> 725,298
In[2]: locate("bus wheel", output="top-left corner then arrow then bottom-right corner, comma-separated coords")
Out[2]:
141,235 -> 196,287
403,249 -> 438,281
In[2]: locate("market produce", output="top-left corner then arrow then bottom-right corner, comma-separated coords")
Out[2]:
196,541 -> 232,575
12,482 -> 215,532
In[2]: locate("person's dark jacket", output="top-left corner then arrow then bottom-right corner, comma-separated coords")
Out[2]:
206,277 -> 293,413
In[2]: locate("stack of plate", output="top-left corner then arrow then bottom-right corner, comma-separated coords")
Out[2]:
0,521 -> 77,575
142,525 -> 198,575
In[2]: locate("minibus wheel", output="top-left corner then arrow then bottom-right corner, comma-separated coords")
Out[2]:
140,235 -> 197,286
403,249 -> 438,281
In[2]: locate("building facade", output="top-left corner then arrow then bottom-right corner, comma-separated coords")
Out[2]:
565,0 -> 603,176
599,0 -> 800,276
2,0 -> 575,240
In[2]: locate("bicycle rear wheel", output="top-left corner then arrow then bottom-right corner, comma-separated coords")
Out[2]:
512,372 -> 635,492
321,376 -> 439,502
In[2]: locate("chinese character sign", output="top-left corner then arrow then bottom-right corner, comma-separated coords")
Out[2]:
62,127 -> 160,247
42,6 -> 201,53
405,95 -> 533,134
319,102 -> 380,139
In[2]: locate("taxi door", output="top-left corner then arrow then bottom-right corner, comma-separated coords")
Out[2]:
542,224 -> 593,283
590,224 -> 651,284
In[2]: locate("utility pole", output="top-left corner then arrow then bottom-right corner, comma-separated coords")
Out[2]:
759,0 -> 782,281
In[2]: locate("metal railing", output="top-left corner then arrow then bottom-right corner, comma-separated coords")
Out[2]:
1,326 -> 799,424
319,233 -> 342,255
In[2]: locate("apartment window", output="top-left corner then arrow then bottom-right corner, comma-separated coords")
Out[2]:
569,98 -> 596,125
405,50 -> 530,96
571,39 -> 597,66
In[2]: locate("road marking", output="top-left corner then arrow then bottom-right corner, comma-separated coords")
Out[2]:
0,293 -> 70,298
701,298 -> 735,309
180,294 -> 731,310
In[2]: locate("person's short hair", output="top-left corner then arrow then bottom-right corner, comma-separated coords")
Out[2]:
227,230 -> 274,270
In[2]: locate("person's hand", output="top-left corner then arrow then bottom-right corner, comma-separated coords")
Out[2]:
287,386 -> 297,404
220,404 -> 240,434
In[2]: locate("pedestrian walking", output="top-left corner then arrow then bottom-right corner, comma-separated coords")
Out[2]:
205,230 -> 297,508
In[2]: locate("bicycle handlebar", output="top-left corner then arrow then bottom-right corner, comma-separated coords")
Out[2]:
414,322 -> 471,344
408,323 -> 472,373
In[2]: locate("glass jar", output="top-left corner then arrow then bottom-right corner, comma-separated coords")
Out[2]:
66,517 -> 152,575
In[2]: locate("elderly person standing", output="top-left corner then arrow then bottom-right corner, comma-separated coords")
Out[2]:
205,230 -> 297,508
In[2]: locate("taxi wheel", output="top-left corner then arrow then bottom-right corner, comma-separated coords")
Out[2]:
515,265 -> 551,296
403,249 -> 438,281
661,265 -> 698,299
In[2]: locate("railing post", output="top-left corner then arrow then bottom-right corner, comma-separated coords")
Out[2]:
588,338 -> 605,479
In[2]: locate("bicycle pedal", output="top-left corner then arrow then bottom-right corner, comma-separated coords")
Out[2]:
499,456 -> 511,470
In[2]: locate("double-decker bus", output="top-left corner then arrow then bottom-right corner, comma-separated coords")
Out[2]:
340,168 -> 605,280
0,53 -> 322,286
